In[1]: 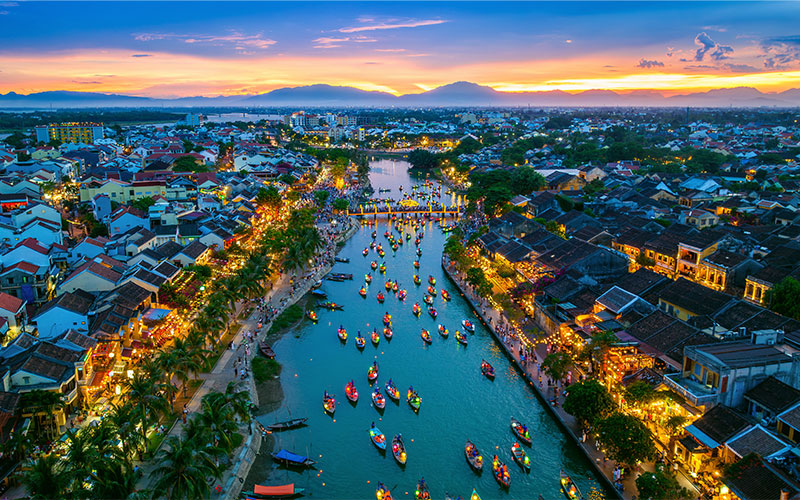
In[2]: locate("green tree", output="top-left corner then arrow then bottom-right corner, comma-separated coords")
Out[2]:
151,436 -> 222,500
21,454 -> 70,500
595,413 -> 656,467
636,468 -> 691,500
408,149 -> 439,170
684,148 -> 728,174
767,276 -> 800,319
313,190 -> 330,206
255,186 -> 282,211
332,198 -> 350,211
173,155 -> 208,173
541,352 -> 571,382
130,196 -> 156,212
563,379 -> 617,425
124,372 -> 170,456
625,380 -> 657,407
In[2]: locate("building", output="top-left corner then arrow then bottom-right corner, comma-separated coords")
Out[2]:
35,123 -> 103,144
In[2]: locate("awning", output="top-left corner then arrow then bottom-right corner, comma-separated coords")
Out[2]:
685,424 -> 720,449
90,372 -> 106,387
121,347 -> 133,359
273,449 -> 307,463
254,484 -> 296,496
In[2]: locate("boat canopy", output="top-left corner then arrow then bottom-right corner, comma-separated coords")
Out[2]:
254,483 -> 296,496
274,449 -> 307,463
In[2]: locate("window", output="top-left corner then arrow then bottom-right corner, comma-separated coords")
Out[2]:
22,376 -> 29,384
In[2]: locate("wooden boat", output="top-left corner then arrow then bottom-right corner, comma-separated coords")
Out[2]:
377,292 -> 385,303
379,263 -> 386,273
318,302 -> 343,310
510,417 -> 532,446
372,387 -> 386,409
323,392 -> 335,414
392,282 -> 399,292
345,381 -> 358,402
385,281 -> 393,291
480,360 -> 495,379
465,440 -> 483,472
421,329 -> 432,344
385,379 -> 400,401
307,311 -> 318,322
328,273 -> 353,281
365,273 -> 373,283
271,449 -> 316,468
428,275 -> 436,285
413,275 -> 421,285
492,455 -> 511,489
383,313 -> 392,325
310,290 -> 327,298
461,319 -> 475,332
383,326 -> 393,340
511,442 -> 531,471
368,362 -> 379,382
441,289 -> 451,301
378,250 -> 385,258
470,490 -> 481,500
370,241 -> 376,249
412,303 -> 421,315
363,248 -> 369,256
262,417 -> 307,432
415,478 -> 431,500
334,257 -> 350,263
397,290 -> 407,301
372,330 -> 380,346
259,342 -> 276,359
359,287 -> 367,298
413,260 -> 420,268
428,307 -> 437,319
406,233 -> 411,240
427,286 -> 437,296
384,231 -> 390,237
456,331 -> 468,346
371,261 -> 378,270
407,387 -> 421,411
560,469 -> 583,500
423,295 -> 433,306
244,483 -> 305,499
376,482 -> 392,500
392,434 -> 407,465
356,333 -> 366,349
372,231 -> 377,239
438,324 -> 449,338
369,424 -> 387,451
337,326 -> 347,342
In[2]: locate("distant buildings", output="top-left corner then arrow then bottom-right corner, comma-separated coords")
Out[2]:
35,122 -> 104,144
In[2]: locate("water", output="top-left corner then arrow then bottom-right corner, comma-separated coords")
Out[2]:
261,159 -> 601,499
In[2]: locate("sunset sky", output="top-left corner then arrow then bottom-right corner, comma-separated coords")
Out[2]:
2,1 -> 800,97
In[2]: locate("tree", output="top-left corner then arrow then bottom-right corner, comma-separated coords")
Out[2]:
595,413 -> 656,467
332,198 -> 349,211
408,149 -> 439,170
21,454 -> 70,500
510,166 -> 546,193
563,379 -> 617,425
685,148 -> 728,174
255,186 -> 281,211
625,380 -> 657,407
313,190 -> 330,207
580,330 -> 619,374
124,372 -> 170,456
131,196 -> 156,212
541,352 -> 571,382
151,436 -> 222,500
636,468 -> 691,500
172,155 -> 206,172
767,276 -> 800,319
466,267 -> 492,297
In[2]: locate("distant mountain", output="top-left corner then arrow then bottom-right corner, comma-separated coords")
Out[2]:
2,83 -> 800,109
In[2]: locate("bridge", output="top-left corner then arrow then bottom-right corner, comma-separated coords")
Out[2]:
347,204 -> 462,218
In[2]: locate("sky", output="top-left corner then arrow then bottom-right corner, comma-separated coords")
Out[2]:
1,1 -> 800,98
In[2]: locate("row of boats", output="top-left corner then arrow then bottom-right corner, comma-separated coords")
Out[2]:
324,372 -> 421,414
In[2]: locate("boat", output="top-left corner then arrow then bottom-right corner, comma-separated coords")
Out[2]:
372,231 -> 377,239
398,290 -> 407,301
271,449 -> 316,469
261,417 -> 307,432
412,303 -> 421,315
465,440 -> 483,472
323,392 -> 335,414
444,493 -> 461,500
413,260 -> 420,268
427,286 -> 437,296
356,332 -> 366,349
421,329 -> 432,344
384,231 -> 390,237
369,424 -> 387,450
319,302 -> 343,310
359,287 -> 367,297
441,289 -> 451,301
370,241 -> 376,249
415,478 -> 431,500
345,381 -> 358,402
455,331 -> 468,346
428,275 -> 436,285
363,248 -> 369,256
307,311 -> 318,322
428,307 -> 437,319
379,263 -> 386,273
480,360 -> 495,379
337,326 -> 347,342
378,250 -> 385,258
383,326 -> 393,340
368,361 -> 379,382
310,290 -> 327,299
511,442 -> 531,471
376,482 -> 392,500
385,379 -> 400,401
392,282 -> 399,292
560,469 -> 583,500
328,273 -> 353,281
406,233 -> 411,240
244,483 -> 305,499
416,248 -> 422,256
377,292 -> 385,303
470,490 -> 481,500
407,386 -> 421,411
492,455 -> 511,489
371,261 -> 378,270
438,324 -> 449,338
334,257 -> 350,263
372,387 -> 386,409
423,295 -> 433,306
461,319 -> 475,333
385,281 -> 393,291
391,434 -> 407,465
413,275 -> 421,285
259,342 -> 276,359
365,273 -> 373,283
372,330 -> 380,346
510,417 -> 532,446
383,313 -> 392,325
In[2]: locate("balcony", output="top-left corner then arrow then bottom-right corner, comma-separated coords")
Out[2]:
664,373 -> 718,409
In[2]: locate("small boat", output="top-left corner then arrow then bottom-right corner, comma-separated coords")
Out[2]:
383,326 -> 393,340
492,455 -> 511,489
416,248 -> 422,256
392,244 -> 398,251
372,231 -> 377,239
372,330 -> 380,346
259,342 -> 276,359
392,282 -> 399,292
371,261 -> 378,270
271,448 -> 316,469
378,250 -> 385,258
398,289 -> 407,301
310,289 -> 327,298
329,273 -> 353,281
461,319 -> 475,333
415,239 -> 421,246
363,248 -> 369,256
412,303 -> 421,316
365,273 -> 373,283
383,313 -> 392,325
245,483 -> 305,499
413,275 -> 421,285
323,392 -> 335,414
392,434 -> 407,465
406,233 -> 411,240
385,379 -> 400,401
465,440 -> 483,472
423,295 -> 433,306
511,442 -> 531,471
407,386 -> 421,411
334,257 -> 350,263
427,286 -> 437,296
319,302 -> 343,310
438,324 -> 449,338
377,292 -> 385,303
415,478 -> 431,500
370,241 -> 376,249
428,307 -> 437,319
470,490 -> 481,500
368,361 -> 379,382
441,290 -> 451,301
379,263 -> 386,273
356,332 -> 366,349
263,417 -> 307,432
384,231 -> 390,237
413,260 -> 420,268
480,360 -> 495,379
359,287 -> 367,297
376,482 -> 392,500
307,311 -> 318,322
369,424 -> 386,451
345,381 -> 358,402
421,329 -> 432,344
510,417 -> 532,446
337,326 -> 347,342
428,276 -> 436,285
372,387 -> 386,409
385,281 -> 393,291
455,331 -> 468,346
560,469 -> 583,500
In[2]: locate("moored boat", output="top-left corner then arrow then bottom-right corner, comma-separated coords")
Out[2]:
271,448 -> 316,468
492,455 -> 511,488
259,341 -> 275,359
307,311 -> 318,322
345,381 -> 358,402
560,469 -> 583,500
511,441 -> 531,471
385,379 -> 400,401
261,417 -> 307,432
465,440 -> 483,472
511,417 -> 532,446
480,360 -> 495,379
461,319 -> 475,332
407,386 -> 421,411
372,387 -> 386,409
369,424 -> 386,450
323,392 -> 335,414
244,483 -> 305,499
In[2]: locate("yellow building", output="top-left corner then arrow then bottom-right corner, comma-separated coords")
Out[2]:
36,122 -> 104,144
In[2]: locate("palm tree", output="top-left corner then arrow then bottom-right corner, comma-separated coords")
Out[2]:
104,402 -> 145,462
18,390 -> 64,443
90,459 -> 144,500
21,454 -> 70,500
196,398 -> 239,452
151,436 -> 222,500
203,382 -> 251,423
62,428 -> 98,496
124,372 -> 170,458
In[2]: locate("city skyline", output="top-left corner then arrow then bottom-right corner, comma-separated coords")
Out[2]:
2,1 -> 800,98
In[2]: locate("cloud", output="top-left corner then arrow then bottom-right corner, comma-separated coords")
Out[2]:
72,80 -> 102,85
724,63 -> 761,72
0,2 -> 19,6
637,59 -> 664,68
134,31 -> 276,52
339,19 -> 447,33
0,11 -> 7,15
375,49 -> 406,53
131,54 -> 152,58
694,32 -> 733,61
761,36 -> 800,69
313,35 -> 376,49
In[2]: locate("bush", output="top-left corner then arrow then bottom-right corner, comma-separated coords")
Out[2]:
268,304 -> 303,334
252,357 -> 282,383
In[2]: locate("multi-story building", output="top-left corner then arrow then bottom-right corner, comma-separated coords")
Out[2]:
35,123 -> 104,144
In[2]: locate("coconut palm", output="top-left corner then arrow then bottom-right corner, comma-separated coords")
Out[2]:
196,398 -> 239,452
203,381 -> 251,423
123,372 -> 170,457
62,427 -> 98,495
21,454 -> 70,500
103,403 -> 145,461
151,436 -> 221,500
89,459 -> 144,500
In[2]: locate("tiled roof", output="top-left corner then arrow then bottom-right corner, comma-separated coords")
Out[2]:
744,376 -> 800,415
0,292 -> 23,313
658,278 -> 735,317
691,404 -> 751,446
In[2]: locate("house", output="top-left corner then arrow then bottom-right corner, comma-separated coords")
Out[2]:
32,290 -> 94,339
171,240 -> 210,267
525,191 -> 560,218
744,266 -> 788,306
108,206 -> 148,235
696,250 -> 763,293
545,172 -> 585,191
0,261 -> 51,304
743,376 -> 800,423
679,209 -> 719,229
91,194 -> 112,222
678,404 -> 750,473
58,255 -> 125,295
722,454 -> 800,500
0,292 -> 25,333
657,278 -> 736,321
68,236 -> 108,266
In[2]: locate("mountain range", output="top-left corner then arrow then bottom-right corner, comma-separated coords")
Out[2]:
2,81 -> 800,109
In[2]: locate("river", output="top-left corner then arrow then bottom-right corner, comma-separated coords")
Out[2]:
253,159 -> 602,499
